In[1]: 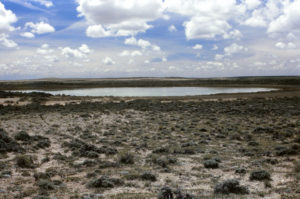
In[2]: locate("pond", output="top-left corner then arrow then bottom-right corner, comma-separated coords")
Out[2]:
15,87 -> 277,97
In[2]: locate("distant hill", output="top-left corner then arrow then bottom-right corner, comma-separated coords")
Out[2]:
0,76 -> 299,90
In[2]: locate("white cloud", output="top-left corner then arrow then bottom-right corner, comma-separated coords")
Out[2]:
224,29 -> 243,40
131,50 -> 142,57
164,0 -> 245,40
20,32 -> 35,38
136,39 -> 151,49
275,42 -> 296,49
37,44 -> 53,54
7,0 -> 54,9
102,57 -> 115,65
243,10 -> 267,27
287,32 -> 296,40
215,54 -> 224,60
119,50 -> 142,57
86,24 -> 111,38
212,44 -> 219,50
128,59 -> 134,64
224,43 -> 248,56
184,16 -> 232,40
61,44 -> 91,59
193,44 -> 203,50
152,45 -> 161,51
275,42 -> 286,49
0,2 -> 17,33
31,0 -> 54,8
124,37 -> 160,51
241,0 -> 300,36
168,25 -> 177,32
124,37 -> 151,49
287,42 -> 296,49
243,0 -> 261,10
79,44 -> 91,54
25,21 -> 55,34
77,0 -> 164,37
168,65 -> 176,70
0,33 -> 18,48
119,50 -> 130,57
62,47 -> 86,58
267,0 -> 300,34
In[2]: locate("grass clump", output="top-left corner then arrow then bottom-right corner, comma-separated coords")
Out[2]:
118,152 -> 135,164
16,155 -> 35,168
250,170 -> 271,181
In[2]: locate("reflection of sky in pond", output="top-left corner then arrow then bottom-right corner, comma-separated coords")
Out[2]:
14,87 -> 277,97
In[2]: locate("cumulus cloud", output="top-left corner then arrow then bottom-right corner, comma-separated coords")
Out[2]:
79,44 -> 91,54
184,16 -> 232,40
224,43 -> 248,56
165,0 -> 245,40
0,2 -> 18,48
25,21 -> 55,34
20,32 -> 35,38
0,2 -> 17,33
215,54 -> 224,61
275,42 -> 296,49
119,50 -> 130,57
243,0 -> 261,10
193,44 -> 203,50
61,44 -> 91,59
224,29 -> 243,40
168,25 -> 177,32
212,45 -> 219,50
102,57 -> 115,65
241,0 -> 300,36
124,37 -> 160,51
131,50 -> 142,57
243,10 -> 268,27
76,0 -> 164,37
267,0 -> 300,34
37,44 -> 53,54
125,37 -> 150,48
275,42 -> 286,49
119,50 -> 142,57
0,33 -> 18,48
35,44 -> 59,62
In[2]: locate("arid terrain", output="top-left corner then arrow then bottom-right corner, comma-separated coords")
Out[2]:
0,77 -> 299,199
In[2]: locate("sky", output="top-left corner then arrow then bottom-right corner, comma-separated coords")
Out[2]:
0,0 -> 300,80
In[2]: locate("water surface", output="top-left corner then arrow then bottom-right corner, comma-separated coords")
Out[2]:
16,87 -> 277,97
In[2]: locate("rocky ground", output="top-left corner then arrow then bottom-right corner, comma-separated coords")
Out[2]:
0,93 -> 299,199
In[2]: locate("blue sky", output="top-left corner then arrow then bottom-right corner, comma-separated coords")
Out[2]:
0,0 -> 300,80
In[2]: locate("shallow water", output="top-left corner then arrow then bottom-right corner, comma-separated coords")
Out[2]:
15,87 -> 277,97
